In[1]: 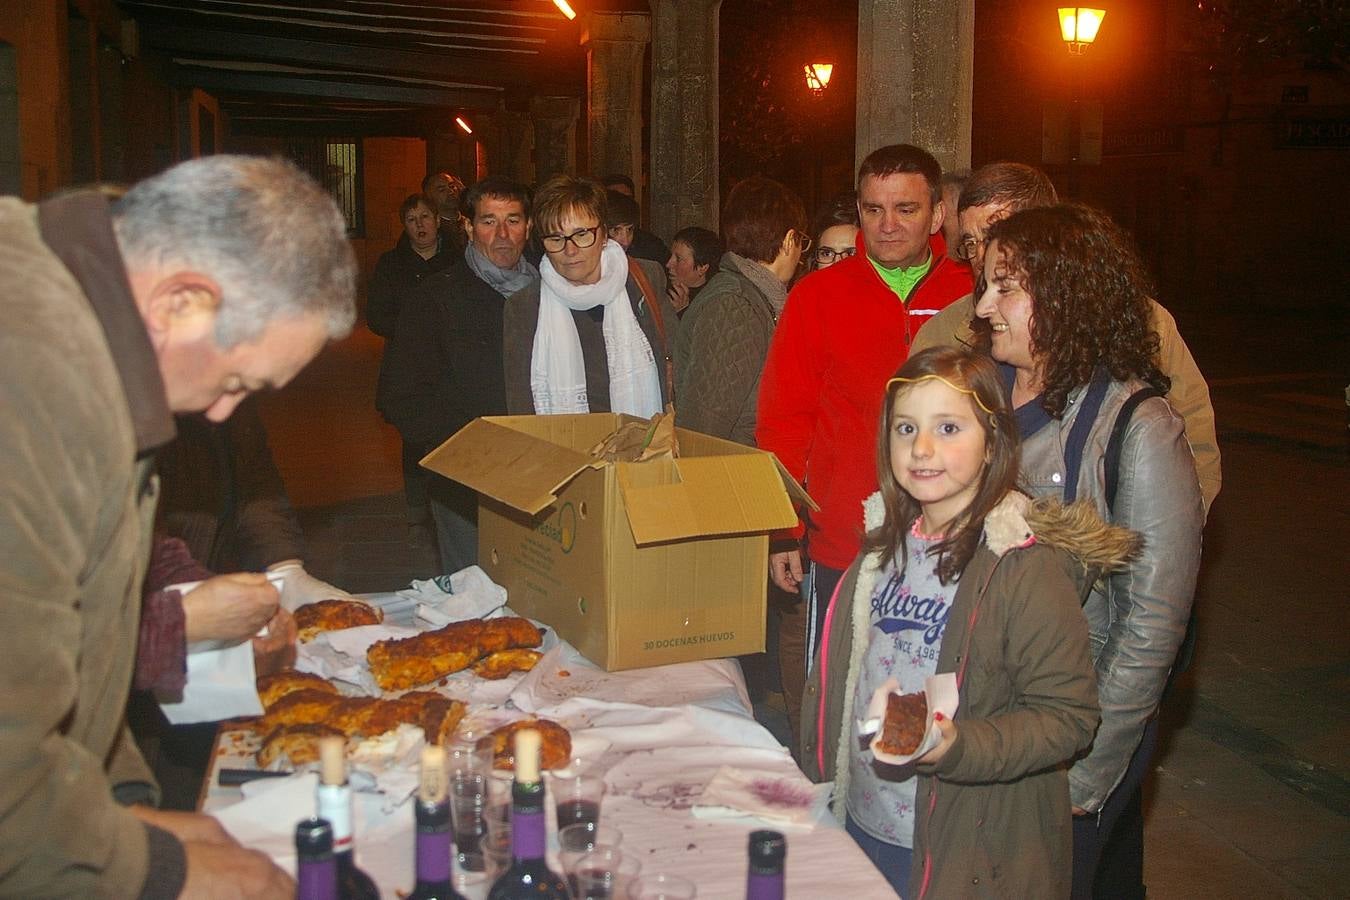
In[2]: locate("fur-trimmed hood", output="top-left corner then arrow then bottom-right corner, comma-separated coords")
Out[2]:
862,490 -> 1141,573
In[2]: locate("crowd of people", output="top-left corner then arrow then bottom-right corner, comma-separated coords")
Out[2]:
0,139 -> 1215,898
369,145 -> 1215,899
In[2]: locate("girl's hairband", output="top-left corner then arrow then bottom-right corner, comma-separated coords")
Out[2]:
887,374 -> 997,417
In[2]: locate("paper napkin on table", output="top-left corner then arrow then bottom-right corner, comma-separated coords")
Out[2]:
400,566 -> 508,627
691,765 -> 823,828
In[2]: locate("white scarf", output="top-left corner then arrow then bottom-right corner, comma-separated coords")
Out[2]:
531,240 -> 662,417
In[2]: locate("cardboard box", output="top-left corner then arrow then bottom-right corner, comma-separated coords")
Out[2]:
422,413 -> 813,671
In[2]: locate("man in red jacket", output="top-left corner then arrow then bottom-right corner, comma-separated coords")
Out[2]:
756,144 -> 972,743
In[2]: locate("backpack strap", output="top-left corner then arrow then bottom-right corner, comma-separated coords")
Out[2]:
626,257 -> 675,405
1104,386 -> 1164,511
1061,369 -> 1111,503
1104,385 -> 1197,691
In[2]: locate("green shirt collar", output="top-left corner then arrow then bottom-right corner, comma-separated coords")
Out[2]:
868,250 -> 933,302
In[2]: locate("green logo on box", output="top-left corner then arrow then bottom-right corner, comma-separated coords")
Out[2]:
536,501 -> 577,554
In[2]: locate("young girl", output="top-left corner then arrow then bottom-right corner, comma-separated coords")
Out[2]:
802,347 -> 1136,898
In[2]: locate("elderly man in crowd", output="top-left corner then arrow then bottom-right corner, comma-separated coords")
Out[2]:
379,177 -> 538,575
0,155 -> 356,898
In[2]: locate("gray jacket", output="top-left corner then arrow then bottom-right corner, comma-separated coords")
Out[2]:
1019,377 -> 1203,812
672,256 -> 777,445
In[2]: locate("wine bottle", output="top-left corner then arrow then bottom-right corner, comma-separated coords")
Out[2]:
745,830 -> 786,900
409,745 -> 468,900
487,729 -> 570,900
315,735 -> 380,900
295,817 -> 338,900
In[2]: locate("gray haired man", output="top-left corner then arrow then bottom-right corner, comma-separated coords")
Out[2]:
0,155 -> 356,898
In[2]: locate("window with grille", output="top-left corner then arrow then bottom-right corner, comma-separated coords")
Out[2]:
283,139 -> 364,237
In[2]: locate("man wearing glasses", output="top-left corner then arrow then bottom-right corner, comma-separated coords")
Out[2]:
910,161 -> 1219,515
756,144 -> 973,745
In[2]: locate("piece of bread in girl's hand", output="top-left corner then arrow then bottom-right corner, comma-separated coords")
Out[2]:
877,691 -> 929,756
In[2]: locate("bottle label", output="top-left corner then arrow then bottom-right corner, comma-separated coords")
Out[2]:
513,808 -> 547,860
297,859 -> 339,900
746,871 -> 785,900
316,783 -> 354,851
418,827 -> 452,883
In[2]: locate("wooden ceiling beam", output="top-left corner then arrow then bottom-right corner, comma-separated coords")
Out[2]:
140,22 -> 541,87
171,66 -> 501,108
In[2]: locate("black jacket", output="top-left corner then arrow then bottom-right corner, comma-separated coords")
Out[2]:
366,238 -> 456,338
377,261 -> 513,456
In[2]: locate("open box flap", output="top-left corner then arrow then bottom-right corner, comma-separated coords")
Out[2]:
618,454 -> 801,545
767,451 -> 819,513
420,418 -> 599,515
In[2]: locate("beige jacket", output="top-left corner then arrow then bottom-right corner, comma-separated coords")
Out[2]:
912,294 -> 1221,515
0,194 -> 179,896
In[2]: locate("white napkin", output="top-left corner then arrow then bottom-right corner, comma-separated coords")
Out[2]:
297,623 -> 422,693
510,643 -> 750,719
212,772 -> 412,889
858,673 -> 960,765
400,567 -> 508,627
158,640 -> 262,725
691,765 -> 823,828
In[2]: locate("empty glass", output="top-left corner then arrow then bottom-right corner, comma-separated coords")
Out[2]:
447,734 -> 494,873
570,847 -> 642,900
558,823 -> 624,897
627,874 -> 697,900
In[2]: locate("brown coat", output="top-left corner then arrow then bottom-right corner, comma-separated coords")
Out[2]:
0,194 -> 181,896
802,493 -> 1123,899
502,257 -> 675,414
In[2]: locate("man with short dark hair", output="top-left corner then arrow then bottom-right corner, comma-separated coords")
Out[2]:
912,161 -> 1220,514
601,176 -> 669,264
756,144 -> 972,742
379,177 -> 538,574
0,154 -> 355,897
422,170 -> 469,256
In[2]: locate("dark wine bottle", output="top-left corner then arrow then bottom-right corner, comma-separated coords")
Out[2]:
487,729 -> 570,900
295,817 -> 338,900
745,830 -> 786,900
409,745 -> 468,900
315,735 -> 381,900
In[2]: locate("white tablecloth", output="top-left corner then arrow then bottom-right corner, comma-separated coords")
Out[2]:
204,594 -> 897,899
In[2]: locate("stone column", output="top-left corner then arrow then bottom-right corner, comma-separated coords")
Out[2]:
580,11 -> 650,185
475,104 -> 535,184
529,95 -> 579,182
856,0 -> 974,175
648,0 -> 722,240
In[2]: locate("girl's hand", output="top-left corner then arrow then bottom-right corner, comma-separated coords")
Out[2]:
915,712 -> 957,765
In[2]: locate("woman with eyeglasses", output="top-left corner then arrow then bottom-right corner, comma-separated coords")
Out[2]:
503,175 -> 675,417
807,191 -> 860,272
673,174 -> 806,445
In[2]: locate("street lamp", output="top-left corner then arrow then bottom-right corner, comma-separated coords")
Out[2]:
1058,7 -> 1105,55
553,0 -> 577,20
804,62 -> 833,96
455,116 -> 473,135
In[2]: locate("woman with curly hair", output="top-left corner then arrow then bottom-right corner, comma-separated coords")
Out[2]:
974,203 -> 1204,898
